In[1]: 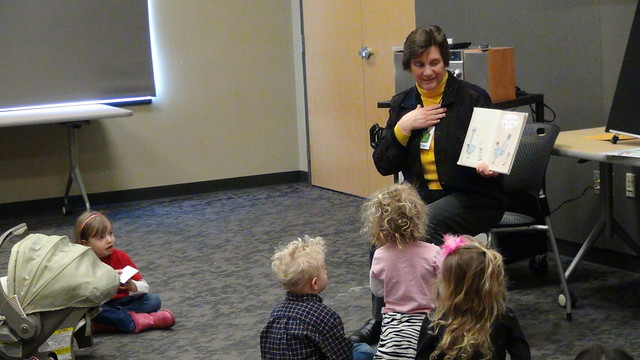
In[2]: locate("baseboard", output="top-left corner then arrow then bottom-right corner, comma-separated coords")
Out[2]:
0,171 -> 309,219
557,238 -> 640,274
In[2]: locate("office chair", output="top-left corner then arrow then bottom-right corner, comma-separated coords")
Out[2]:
486,123 -> 573,320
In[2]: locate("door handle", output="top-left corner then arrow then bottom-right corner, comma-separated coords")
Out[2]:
358,46 -> 373,60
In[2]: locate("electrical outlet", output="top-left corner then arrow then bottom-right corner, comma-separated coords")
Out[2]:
626,173 -> 636,198
593,170 -> 600,194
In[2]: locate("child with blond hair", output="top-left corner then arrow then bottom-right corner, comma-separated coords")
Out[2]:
75,210 -> 175,334
363,183 -> 442,359
260,236 -> 374,360
416,235 -> 530,360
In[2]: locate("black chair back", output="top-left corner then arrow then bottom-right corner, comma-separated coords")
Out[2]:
504,123 -> 560,198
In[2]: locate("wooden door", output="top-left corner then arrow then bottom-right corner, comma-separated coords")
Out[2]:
303,0 -> 415,197
361,1 -> 415,195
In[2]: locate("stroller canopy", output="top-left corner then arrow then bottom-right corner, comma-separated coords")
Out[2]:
6,233 -> 119,314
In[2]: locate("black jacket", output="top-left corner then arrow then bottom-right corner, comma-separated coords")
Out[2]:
415,307 -> 531,360
372,72 -> 507,208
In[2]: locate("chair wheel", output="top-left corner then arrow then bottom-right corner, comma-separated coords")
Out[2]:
558,293 -> 566,306
62,203 -> 74,216
529,255 -> 548,276
558,290 -> 577,308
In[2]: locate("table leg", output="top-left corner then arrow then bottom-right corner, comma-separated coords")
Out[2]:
612,218 -> 640,257
565,162 -> 640,279
601,163 -> 614,239
564,162 -> 612,279
63,122 -> 91,213
598,162 -> 640,256
565,217 -> 605,279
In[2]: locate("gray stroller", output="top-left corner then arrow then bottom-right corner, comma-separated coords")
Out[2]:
0,224 -> 119,360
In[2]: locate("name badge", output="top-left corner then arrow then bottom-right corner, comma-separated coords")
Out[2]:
419,127 -> 435,150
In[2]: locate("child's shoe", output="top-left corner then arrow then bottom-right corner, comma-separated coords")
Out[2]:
149,309 -> 176,329
128,311 -> 154,334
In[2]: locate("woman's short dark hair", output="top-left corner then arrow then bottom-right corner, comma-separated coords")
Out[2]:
402,25 -> 450,70
575,344 -> 635,360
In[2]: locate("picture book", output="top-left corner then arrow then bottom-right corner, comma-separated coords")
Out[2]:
457,107 -> 528,174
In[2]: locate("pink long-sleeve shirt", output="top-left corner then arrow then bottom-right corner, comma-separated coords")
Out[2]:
370,241 -> 442,314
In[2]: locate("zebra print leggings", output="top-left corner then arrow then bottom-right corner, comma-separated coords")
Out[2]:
374,312 -> 426,359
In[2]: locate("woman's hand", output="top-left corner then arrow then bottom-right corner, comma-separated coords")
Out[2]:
476,163 -> 499,178
396,104 -> 446,134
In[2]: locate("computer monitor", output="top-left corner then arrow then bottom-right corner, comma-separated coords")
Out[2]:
606,1 -> 640,142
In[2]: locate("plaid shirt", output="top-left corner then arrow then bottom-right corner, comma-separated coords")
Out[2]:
260,292 -> 353,359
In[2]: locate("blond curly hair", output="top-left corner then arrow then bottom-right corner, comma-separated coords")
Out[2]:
271,236 -> 326,293
429,239 -> 507,360
362,183 -> 428,249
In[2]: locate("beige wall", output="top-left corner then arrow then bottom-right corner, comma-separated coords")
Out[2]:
0,1 -> 305,204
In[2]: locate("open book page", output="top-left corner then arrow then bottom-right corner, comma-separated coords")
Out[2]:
457,107 -> 528,174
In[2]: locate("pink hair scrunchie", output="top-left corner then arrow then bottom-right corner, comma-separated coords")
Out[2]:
442,234 -> 467,257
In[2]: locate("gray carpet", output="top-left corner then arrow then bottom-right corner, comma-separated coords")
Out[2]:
0,183 -> 638,359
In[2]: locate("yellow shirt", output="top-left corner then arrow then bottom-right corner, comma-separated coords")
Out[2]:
394,72 -> 448,189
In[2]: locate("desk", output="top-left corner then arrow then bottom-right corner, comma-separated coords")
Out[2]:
494,93 -> 544,123
552,127 -> 640,280
0,104 -> 133,213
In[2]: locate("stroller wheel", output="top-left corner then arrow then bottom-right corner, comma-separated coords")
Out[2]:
25,355 -> 56,360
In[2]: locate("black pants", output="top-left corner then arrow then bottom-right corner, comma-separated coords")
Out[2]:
370,191 -> 504,321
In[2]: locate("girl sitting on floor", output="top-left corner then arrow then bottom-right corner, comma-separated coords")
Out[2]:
75,210 -> 176,334
415,235 -> 531,360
